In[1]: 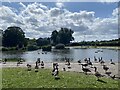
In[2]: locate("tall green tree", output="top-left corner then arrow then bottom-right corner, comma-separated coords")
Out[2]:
51,28 -> 74,45
36,38 -> 50,46
2,26 -> 27,48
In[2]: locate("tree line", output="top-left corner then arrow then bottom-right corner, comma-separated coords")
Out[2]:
2,26 -> 74,50
1,26 -> 119,51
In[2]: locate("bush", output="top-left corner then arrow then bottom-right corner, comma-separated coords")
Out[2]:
27,45 -> 38,51
42,45 -> 52,51
55,44 -> 65,49
2,47 -> 8,51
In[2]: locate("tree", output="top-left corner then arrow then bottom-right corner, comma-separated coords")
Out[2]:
51,30 -> 59,45
36,37 -> 50,46
2,26 -> 27,48
51,28 -> 74,45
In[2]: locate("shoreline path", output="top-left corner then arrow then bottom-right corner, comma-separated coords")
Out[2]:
0,62 -> 119,78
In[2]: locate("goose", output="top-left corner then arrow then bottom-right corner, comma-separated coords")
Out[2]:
63,68 -> 66,71
88,61 -> 93,67
26,64 -> 32,71
110,59 -> 115,65
100,60 -> 105,65
67,62 -> 71,69
3,58 -> 7,64
110,75 -> 120,79
81,65 -> 91,75
35,63 -> 39,72
95,71 -> 104,81
41,61 -> 44,68
81,63 -> 88,67
94,67 -> 104,81
105,72 -> 112,76
103,65 -> 109,72
37,58 -> 41,66
54,68 -> 60,80
84,58 -> 88,63
78,60 -> 81,64
94,56 -> 97,63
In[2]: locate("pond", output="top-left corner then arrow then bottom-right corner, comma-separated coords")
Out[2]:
1,47 -> 119,63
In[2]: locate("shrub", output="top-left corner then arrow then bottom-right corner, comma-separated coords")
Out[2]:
27,45 -> 38,51
42,45 -> 52,51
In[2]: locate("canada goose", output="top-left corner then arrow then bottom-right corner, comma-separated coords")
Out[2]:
95,71 -> 104,81
37,58 -> 41,66
105,72 -> 111,76
41,61 -> 44,68
54,68 -> 60,80
35,63 -> 39,72
78,60 -> 81,64
100,60 -> 105,65
81,65 -> 91,74
88,61 -> 93,67
27,64 -> 32,71
110,75 -> 116,79
81,63 -> 88,67
103,65 -> 109,72
94,56 -> 97,62
110,75 -> 120,79
3,58 -> 7,64
94,67 -> 104,81
63,68 -> 66,71
84,58 -> 88,63
17,60 -> 21,66
110,59 -> 115,65
53,68 -> 59,76
67,62 -> 71,69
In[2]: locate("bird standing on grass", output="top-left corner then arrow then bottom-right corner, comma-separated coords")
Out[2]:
27,64 -> 32,71
94,67 -> 104,81
41,61 -> 44,68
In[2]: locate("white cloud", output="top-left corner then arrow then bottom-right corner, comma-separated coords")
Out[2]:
0,2 -> 118,41
56,2 -> 64,8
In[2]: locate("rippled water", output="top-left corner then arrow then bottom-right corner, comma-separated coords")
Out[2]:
1,48 -> 119,62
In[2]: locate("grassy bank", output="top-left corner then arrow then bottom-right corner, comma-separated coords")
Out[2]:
2,68 -> 119,88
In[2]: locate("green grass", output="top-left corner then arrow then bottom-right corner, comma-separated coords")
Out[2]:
1,58 -> 25,62
2,68 -> 119,88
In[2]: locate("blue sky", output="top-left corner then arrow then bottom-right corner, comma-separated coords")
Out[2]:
2,2 -> 118,18
0,2 -> 118,41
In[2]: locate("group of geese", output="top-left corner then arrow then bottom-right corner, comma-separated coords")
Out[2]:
77,57 -> 118,80
2,57 -> 119,80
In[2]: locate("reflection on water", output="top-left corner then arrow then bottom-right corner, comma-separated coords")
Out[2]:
1,48 -> 119,62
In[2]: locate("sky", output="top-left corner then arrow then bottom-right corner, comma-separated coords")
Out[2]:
0,1 -> 119,41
